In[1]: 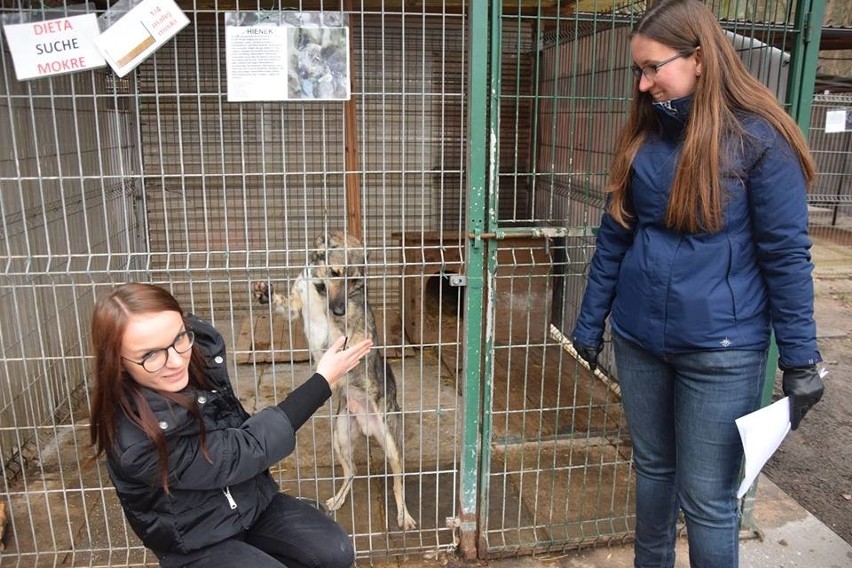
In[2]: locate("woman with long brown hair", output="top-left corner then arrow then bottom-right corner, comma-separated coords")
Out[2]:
90,282 -> 372,567
572,0 -> 824,565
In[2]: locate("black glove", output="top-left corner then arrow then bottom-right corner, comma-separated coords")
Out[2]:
574,343 -> 603,371
782,366 -> 824,431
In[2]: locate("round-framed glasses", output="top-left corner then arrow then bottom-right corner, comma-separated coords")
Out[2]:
122,330 -> 195,373
631,50 -> 694,80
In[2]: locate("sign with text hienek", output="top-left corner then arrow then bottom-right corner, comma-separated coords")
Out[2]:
224,11 -> 350,102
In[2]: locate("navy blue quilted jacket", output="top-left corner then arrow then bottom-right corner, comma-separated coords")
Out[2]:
573,96 -> 821,369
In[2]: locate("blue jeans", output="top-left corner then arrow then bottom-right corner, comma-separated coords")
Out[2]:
612,334 -> 767,568
158,493 -> 354,568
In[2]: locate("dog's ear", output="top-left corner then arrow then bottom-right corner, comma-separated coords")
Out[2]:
343,233 -> 367,262
310,234 -> 327,264
327,229 -> 346,245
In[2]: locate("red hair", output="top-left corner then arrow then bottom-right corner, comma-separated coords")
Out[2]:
89,283 -> 212,491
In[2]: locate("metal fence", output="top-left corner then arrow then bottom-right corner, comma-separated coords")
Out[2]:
478,0 -> 827,558
808,93 -> 852,262
0,0 -> 831,565
1,4 -> 471,565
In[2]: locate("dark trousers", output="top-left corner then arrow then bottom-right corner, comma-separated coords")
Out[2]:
159,493 -> 354,568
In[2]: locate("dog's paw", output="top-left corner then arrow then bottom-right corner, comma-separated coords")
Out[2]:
398,510 -> 417,530
325,495 -> 344,512
252,281 -> 272,305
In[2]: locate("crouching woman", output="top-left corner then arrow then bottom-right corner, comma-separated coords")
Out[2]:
89,282 -> 371,567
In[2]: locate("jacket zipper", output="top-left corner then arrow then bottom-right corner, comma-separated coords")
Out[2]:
223,486 -> 237,510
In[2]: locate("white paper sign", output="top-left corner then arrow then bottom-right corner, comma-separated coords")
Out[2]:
825,109 -> 850,133
2,14 -> 106,80
224,12 -> 350,102
93,0 -> 189,78
225,23 -> 288,102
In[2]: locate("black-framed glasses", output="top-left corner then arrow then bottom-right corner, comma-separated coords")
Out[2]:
122,330 -> 195,373
631,50 -> 692,80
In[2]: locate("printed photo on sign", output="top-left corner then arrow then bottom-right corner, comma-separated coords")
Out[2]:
105,20 -> 155,67
287,26 -> 349,100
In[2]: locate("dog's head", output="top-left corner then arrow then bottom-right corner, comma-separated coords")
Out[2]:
308,231 -> 367,317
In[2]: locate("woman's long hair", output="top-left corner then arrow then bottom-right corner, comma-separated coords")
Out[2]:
608,0 -> 815,233
89,283 -> 212,492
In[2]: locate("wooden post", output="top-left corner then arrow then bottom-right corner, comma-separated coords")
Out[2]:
344,0 -> 362,240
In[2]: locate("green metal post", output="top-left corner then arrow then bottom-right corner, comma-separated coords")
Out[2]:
788,0 -> 827,134
458,0 -> 490,559
739,335 -> 779,532
472,0 -> 504,557
742,0 -> 825,529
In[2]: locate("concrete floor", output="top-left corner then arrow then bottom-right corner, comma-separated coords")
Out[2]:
367,476 -> 852,568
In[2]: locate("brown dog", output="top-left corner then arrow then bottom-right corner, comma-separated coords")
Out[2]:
253,231 -> 416,530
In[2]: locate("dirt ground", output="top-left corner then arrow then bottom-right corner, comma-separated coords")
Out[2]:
763,269 -> 852,545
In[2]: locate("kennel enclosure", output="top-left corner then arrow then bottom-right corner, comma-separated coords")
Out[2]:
0,0 -> 829,564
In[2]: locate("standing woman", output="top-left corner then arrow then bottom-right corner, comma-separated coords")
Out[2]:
90,283 -> 372,567
572,0 -> 824,566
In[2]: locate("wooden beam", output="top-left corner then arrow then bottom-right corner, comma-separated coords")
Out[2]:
344,0 -> 362,239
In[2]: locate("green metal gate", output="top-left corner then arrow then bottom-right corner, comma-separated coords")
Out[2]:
459,0 -> 826,559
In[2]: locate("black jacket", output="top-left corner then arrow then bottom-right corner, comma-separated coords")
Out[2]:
106,315 -> 330,555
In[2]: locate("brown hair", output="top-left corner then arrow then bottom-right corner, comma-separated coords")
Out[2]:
89,283 -> 212,491
607,0 -> 815,233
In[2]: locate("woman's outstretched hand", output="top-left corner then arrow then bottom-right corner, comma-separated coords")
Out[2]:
316,336 -> 373,388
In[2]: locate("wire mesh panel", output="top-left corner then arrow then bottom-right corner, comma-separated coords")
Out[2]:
1,1 -> 470,564
807,93 -> 852,271
0,0 -> 830,564
481,0 -> 820,557
0,27 -> 147,561
481,4 -> 639,556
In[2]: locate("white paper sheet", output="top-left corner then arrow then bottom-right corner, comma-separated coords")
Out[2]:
223,12 -> 351,102
93,0 -> 189,78
825,109 -> 849,133
735,396 -> 791,499
2,14 -> 106,80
